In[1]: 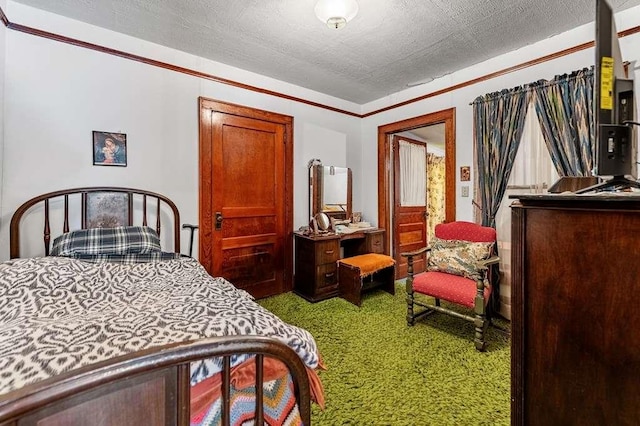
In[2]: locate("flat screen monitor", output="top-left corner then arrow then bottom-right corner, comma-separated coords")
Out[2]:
593,0 -> 637,179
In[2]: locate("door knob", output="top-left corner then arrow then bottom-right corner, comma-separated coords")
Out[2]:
215,212 -> 223,230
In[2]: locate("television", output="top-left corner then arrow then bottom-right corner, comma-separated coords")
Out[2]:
578,0 -> 639,192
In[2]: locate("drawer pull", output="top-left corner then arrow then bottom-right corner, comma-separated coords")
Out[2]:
372,241 -> 381,246
325,272 -> 335,278
325,250 -> 335,255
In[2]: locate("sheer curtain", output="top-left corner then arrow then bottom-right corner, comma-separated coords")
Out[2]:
494,103 -> 558,319
399,140 -> 426,206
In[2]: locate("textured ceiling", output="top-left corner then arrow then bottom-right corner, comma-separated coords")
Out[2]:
10,0 -> 640,104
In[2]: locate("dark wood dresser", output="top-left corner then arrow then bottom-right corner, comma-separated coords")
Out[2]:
293,228 -> 385,302
510,194 -> 640,426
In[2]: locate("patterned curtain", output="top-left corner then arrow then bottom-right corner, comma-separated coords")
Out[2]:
473,87 -> 530,227
426,153 -> 445,242
530,68 -> 595,176
472,87 -> 529,319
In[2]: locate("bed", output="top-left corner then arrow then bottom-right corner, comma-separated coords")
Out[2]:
0,187 -> 323,425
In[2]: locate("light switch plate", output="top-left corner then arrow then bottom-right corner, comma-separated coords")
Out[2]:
461,186 -> 469,197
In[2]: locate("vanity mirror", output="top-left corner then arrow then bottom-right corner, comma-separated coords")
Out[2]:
309,212 -> 331,234
309,164 -> 352,220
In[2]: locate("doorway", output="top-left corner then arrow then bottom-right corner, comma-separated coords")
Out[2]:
198,97 -> 294,298
377,108 -> 456,279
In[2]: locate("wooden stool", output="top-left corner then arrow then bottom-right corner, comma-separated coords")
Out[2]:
338,253 -> 396,306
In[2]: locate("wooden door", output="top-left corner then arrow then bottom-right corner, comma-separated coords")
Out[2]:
199,98 -> 293,299
392,136 -> 427,278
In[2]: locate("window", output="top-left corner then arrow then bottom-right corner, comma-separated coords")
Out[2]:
494,103 -> 558,319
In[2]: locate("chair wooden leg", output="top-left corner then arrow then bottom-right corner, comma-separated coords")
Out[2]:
474,278 -> 487,351
405,257 -> 416,326
406,287 -> 416,326
474,313 -> 487,351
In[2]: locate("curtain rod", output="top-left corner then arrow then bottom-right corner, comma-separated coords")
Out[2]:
469,66 -> 594,106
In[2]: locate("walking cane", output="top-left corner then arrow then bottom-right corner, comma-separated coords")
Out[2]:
182,224 -> 199,257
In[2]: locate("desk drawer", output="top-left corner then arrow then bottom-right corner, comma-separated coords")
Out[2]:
316,263 -> 338,288
315,240 -> 340,264
366,232 -> 384,253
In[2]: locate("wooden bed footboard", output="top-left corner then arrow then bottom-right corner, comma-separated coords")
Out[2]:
0,336 -> 311,426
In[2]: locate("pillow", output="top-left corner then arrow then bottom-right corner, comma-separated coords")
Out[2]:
70,252 -> 182,264
427,237 -> 494,281
51,226 -> 162,256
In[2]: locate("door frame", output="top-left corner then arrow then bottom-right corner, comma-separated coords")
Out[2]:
198,97 -> 294,290
377,108 -> 456,254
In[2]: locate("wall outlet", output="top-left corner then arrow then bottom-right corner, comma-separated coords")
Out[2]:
461,186 -> 469,197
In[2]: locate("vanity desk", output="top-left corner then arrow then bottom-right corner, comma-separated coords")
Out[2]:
293,228 -> 385,302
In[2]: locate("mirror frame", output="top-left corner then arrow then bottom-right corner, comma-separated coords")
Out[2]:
315,212 -> 331,231
309,165 -> 352,221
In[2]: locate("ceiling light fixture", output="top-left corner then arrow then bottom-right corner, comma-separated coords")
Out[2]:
314,0 -> 359,29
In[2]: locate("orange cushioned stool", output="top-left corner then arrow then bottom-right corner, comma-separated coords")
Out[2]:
338,253 -> 396,306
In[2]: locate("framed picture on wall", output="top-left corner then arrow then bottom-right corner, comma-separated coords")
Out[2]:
93,131 -> 127,166
460,166 -> 471,181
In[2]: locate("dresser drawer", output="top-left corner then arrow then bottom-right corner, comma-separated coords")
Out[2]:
316,263 -> 338,288
315,240 -> 340,264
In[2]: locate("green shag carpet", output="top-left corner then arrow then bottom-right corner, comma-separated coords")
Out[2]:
259,284 -> 510,425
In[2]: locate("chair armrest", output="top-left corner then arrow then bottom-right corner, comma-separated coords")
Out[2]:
400,246 -> 430,258
478,255 -> 500,269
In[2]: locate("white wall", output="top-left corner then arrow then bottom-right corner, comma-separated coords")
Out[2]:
0,2 -> 361,260
360,5 -> 640,222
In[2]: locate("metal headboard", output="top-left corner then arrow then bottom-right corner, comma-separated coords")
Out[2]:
10,187 -> 181,258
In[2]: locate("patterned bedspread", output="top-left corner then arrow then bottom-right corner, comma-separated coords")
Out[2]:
0,256 -> 319,395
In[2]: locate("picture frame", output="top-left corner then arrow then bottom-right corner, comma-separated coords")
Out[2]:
85,192 -> 130,228
93,131 -> 127,166
460,166 -> 471,181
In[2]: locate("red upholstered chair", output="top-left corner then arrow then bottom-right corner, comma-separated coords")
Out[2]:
401,221 -> 499,351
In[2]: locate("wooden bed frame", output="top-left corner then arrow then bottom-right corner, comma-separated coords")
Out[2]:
3,187 -> 313,425
0,336 -> 311,425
